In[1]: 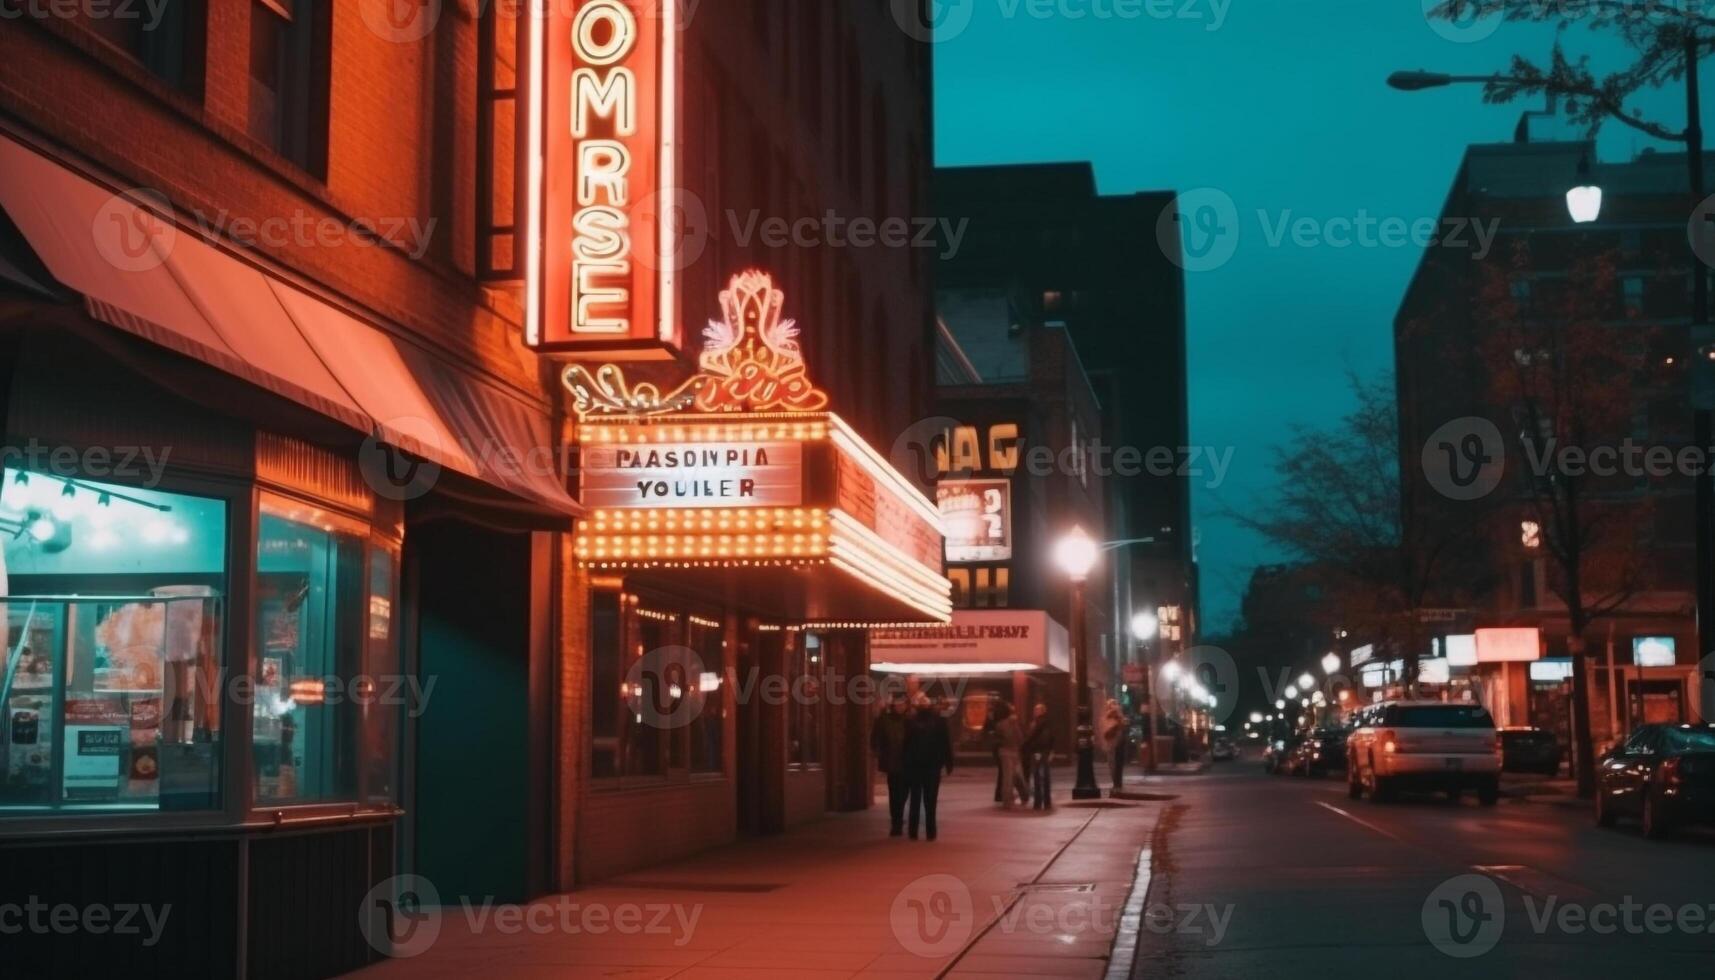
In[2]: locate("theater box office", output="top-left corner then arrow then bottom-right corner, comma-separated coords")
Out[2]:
565,271 -> 950,880
0,130 -> 580,979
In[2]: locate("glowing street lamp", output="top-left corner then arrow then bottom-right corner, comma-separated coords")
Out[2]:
1284,684 -> 1299,700
1130,610 -> 1160,774
1296,672 -> 1315,692
1055,527 -> 1102,800
1130,611 -> 1158,641
1321,652 -> 1342,675
1566,183 -> 1603,223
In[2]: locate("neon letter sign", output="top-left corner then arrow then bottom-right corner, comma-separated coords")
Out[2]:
528,0 -> 679,356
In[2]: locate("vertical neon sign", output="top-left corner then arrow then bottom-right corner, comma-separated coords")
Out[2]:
528,0 -> 679,357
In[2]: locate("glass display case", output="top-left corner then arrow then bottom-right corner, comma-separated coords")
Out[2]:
1,469 -> 229,815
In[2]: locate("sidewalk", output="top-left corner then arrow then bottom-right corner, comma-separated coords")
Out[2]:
347,769 -> 1162,980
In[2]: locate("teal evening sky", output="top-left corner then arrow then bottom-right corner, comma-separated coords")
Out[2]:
933,0 -> 1715,630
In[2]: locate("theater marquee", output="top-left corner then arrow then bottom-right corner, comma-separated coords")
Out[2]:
527,0 -> 680,356
567,271 -> 952,622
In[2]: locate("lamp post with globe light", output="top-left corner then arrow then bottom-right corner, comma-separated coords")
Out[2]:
1130,610 -> 1160,773
1054,527 -> 1103,799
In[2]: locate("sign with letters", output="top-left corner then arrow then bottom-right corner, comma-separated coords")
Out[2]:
582,441 -> 803,509
528,0 -> 681,356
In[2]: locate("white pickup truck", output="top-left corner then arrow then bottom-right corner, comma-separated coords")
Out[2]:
1346,700 -> 1501,805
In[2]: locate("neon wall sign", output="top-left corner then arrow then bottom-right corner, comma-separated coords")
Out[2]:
528,0 -> 679,356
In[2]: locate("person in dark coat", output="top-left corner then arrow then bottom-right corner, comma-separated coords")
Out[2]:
870,695 -> 911,837
983,703 -> 1003,802
1021,703 -> 1055,810
902,693 -> 954,840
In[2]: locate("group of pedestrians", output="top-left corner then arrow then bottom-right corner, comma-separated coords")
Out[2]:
986,701 -> 1056,809
870,694 -> 1138,840
869,693 -> 953,840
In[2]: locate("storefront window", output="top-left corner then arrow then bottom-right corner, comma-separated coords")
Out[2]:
252,500 -> 365,804
592,594 -> 729,784
687,614 -> 725,775
789,633 -> 823,769
1,469 -> 227,813
362,545 -> 400,803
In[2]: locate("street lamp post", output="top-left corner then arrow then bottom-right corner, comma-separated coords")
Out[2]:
1055,527 -> 1103,800
1131,611 -> 1160,773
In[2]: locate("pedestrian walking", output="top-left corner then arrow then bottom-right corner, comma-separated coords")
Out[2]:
1100,699 -> 1129,793
902,693 -> 954,840
870,694 -> 910,837
1022,702 -> 1055,809
993,702 -> 1029,808
982,700 -> 1003,802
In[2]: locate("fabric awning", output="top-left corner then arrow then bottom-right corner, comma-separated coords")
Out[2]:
0,130 -> 580,519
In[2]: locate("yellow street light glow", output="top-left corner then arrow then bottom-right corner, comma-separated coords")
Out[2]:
1053,526 -> 1099,582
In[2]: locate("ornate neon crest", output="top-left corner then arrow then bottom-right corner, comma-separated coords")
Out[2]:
565,270 -> 831,418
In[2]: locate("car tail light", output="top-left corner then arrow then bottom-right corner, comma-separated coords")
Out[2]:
1381,730 -> 1398,754
1662,757 -> 1683,788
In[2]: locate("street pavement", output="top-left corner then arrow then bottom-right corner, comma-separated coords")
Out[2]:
346,769 -> 1162,979
1128,750 -> 1715,979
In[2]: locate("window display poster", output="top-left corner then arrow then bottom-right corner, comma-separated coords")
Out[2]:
63,699 -> 127,797
938,480 -> 1012,562
93,602 -> 166,693
6,695 -> 51,796
129,697 -> 161,784
7,608 -> 56,691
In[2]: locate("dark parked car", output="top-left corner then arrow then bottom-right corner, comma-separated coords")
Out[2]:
1211,737 -> 1236,762
1595,724 -> 1715,839
1263,734 -> 1303,775
1290,728 -> 1349,777
1499,727 -> 1561,775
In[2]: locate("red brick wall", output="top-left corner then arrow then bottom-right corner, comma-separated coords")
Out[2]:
782,768 -> 828,829
0,4 -> 542,402
576,782 -> 738,884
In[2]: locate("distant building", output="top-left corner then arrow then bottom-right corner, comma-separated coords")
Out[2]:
933,164 -> 1198,699
1394,110 -> 1712,746
875,290 -> 1107,758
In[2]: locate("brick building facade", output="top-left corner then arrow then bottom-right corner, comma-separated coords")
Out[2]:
0,2 -> 939,976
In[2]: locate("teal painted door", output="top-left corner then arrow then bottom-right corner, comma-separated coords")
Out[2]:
411,522 -> 532,904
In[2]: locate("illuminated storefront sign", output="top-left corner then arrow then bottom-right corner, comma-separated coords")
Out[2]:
582,441 -> 803,509
1475,627 -> 1541,663
870,610 -> 1070,674
930,421 -> 1022,608
1633,636 -> 1677,667
528,0 -> 680,356
567,271 -> 951,622
938,479 -> 1010,562
1441,634 -> 1477,667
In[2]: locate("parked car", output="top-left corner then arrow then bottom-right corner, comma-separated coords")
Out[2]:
1263,734 -> 1303,775
1291,728 -> 1349,777
1595,723 -> 1715,839
1346,701 -> 1501,805
1211,737 -> 1236,762
1499,726 -> 1562,776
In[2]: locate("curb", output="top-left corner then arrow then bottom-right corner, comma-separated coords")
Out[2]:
1102,816 -> 1161,980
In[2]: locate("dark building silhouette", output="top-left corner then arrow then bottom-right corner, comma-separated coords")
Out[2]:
934,163 -> 1198,668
